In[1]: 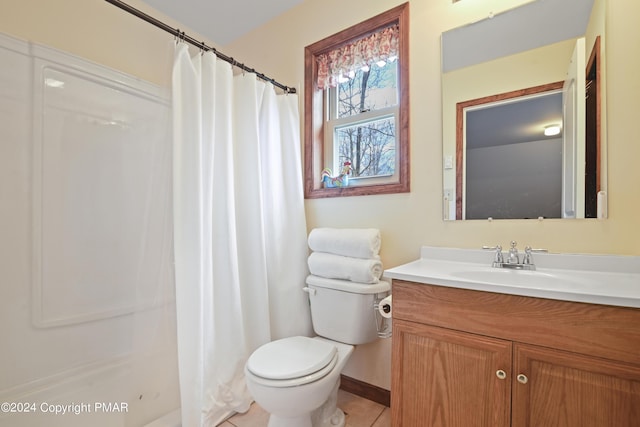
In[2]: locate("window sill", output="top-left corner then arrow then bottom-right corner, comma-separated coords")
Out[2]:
305,181 -> 409,199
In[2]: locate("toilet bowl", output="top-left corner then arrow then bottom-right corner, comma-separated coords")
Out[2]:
244,277 -> 390,427
245,336 -> 354,427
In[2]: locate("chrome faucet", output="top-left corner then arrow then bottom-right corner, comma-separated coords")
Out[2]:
507,241 -> 520,264
483,241 -> 547,271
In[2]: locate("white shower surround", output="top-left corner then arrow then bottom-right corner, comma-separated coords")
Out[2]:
0,32 -> 179,427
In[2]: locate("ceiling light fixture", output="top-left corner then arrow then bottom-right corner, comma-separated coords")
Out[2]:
544,125 -> 561,136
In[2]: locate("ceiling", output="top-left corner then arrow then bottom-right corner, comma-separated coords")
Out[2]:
466,92 -> 563,149
141,0 -> 305,46
442,0 -> 595,72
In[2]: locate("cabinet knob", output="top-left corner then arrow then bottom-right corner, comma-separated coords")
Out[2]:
495,370 -> 507,380
517,373 -> 528,384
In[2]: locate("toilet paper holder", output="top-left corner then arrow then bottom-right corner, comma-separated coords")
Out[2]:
373,293 -> 392,339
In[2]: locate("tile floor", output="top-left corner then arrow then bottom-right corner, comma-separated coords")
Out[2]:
220,389 -> 391,427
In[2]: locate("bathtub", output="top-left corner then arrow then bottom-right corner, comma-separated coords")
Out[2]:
0,354 -> 180,427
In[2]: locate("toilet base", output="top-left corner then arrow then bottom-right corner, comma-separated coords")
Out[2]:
310,378 -> 345,427
267,414 -> 312,427
266,378 -> 345,427
265,409 -> 344,427
314,408 -> 345,427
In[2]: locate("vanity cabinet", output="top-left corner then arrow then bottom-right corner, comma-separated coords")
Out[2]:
391,279 -> 640,427
393,320 -> 511,426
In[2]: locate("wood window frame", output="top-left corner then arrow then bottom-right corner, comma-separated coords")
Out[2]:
303,3 -> 410,198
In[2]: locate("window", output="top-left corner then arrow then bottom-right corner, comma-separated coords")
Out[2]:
328,59 -> 398,184
304,3 -> 409,198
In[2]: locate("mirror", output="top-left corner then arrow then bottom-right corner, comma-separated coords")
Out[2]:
442,0 -> 606,220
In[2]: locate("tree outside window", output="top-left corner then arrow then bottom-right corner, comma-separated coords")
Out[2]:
333,60 -> 398,180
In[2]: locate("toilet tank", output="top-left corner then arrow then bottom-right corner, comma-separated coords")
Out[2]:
305,275 -> 390,345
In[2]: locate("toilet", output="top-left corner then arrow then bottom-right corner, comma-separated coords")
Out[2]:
244,276 -> 390,427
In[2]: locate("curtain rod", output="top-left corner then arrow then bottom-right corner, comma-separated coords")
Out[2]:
104,0 -> 296,94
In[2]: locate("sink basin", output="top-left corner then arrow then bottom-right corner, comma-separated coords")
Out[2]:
450,268 -> 579,289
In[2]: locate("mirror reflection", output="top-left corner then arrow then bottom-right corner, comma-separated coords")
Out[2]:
442,0 -> 606,220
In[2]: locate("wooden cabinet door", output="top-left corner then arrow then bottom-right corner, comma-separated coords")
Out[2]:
513,343 -> 640,427
392,319 -> 511,427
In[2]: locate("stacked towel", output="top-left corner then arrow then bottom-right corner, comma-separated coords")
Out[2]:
308,228 -> 381,259
307,228 -> 383,284
308,252 -> 382,284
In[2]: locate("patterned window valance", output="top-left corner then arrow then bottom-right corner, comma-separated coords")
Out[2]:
316,24 -> 399,90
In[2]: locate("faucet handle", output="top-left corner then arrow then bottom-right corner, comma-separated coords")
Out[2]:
482,244 -> 503,264
482,244 -> 502,250
527,247 -> 548,253
522,246 -> 548,265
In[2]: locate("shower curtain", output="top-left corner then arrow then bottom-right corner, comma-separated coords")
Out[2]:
171,43 -> 313,427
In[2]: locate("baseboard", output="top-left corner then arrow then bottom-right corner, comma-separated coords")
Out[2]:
339,375 -> 390,407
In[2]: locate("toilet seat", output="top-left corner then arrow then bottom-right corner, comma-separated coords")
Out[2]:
246,336 -> 338,388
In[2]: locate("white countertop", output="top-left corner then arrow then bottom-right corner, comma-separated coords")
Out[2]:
384,247 -> 640,308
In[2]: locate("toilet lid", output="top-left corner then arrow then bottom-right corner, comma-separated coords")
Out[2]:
247,336 -> 337,380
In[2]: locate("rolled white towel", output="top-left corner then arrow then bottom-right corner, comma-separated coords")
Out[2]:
308,228 -> 381,259
308,252 -> 382,284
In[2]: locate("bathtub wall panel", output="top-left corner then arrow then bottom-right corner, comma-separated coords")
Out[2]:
0,32 -> 179,427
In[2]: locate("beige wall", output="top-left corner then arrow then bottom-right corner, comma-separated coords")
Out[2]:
2,0 -> 638,392
228,0 -> 640,388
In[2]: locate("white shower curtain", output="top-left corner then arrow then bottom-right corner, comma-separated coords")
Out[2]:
171,43 -> 312,427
